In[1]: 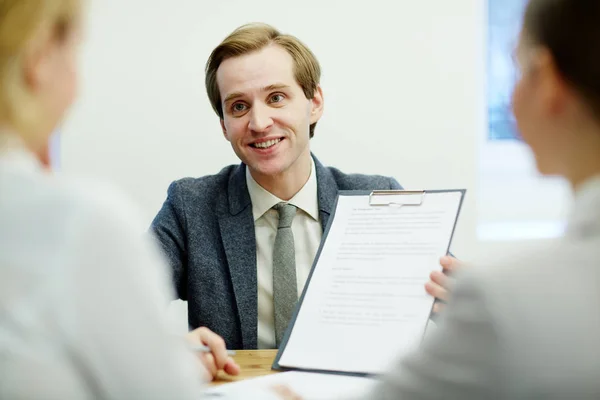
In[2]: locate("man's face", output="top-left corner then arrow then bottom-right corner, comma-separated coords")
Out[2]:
217,44 -> 323,180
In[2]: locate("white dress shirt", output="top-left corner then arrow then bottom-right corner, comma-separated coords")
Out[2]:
0,142 -> 209,399
246,159 -> 323,349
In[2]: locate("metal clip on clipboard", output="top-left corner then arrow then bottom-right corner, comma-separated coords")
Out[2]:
368,190 -> 425,207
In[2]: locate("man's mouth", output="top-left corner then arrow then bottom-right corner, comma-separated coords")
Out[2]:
250,138 -> 283,149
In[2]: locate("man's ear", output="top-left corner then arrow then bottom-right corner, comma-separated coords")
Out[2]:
220,119 -> 229,141
310,85 -> 324,124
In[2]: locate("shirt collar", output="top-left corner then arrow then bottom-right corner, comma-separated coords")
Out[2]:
565,174 -> 600,237
0,132 -> 42,175
246,157 -> 319,222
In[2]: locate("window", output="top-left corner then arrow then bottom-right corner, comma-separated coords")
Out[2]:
478,0 -> 571,242
487,0 -> 525,141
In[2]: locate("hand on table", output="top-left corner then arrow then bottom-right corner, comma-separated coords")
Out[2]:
185,327 -> 240,381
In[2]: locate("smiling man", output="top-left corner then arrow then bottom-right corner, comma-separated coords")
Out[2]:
150,23 -> 457,376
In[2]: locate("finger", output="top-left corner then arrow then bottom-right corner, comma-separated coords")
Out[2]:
440,256 -> 460,272
432,302 -> 444,314
200,353 -> 218,380
197,328 -> 228,370
187,326 -> 213,346
223,357 -> 241,376
430,270 -> 449,288
425,281 -> 449,302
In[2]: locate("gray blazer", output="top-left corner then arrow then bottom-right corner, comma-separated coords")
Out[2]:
150,154 -> 401,349
361,177 -> 600,399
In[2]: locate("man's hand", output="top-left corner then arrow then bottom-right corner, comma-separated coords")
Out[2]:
425,255 -> 463,314
185,327 -> 240,381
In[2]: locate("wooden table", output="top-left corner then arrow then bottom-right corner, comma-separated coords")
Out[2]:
210,350 -> 280,386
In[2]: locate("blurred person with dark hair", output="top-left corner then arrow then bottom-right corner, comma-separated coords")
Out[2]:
278,0 -> 600,398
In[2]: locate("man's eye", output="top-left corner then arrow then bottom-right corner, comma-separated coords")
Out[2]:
270,94 -> 284,103
232,103 -> 247,112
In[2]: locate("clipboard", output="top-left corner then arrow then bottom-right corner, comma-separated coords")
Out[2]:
272,189 -> 466,377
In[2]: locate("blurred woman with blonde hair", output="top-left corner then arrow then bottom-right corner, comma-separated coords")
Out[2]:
0,1 -> 234,398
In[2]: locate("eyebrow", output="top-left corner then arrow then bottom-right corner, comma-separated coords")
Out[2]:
223,83 -> 291,104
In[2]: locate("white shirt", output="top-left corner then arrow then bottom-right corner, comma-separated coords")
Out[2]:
0,143 -> 208,399
246,159 -> 323,349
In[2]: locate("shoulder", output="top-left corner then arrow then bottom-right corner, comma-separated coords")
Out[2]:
13,174 -> 167,280
447,237 -> 599,379
452,237 -> 590,322
464,238 -> 575,288
55,177 -> 150,237
164,164 -> 239,203
58,177 -> 173,289
322,164 -> 402,190
0,168 -> 151,274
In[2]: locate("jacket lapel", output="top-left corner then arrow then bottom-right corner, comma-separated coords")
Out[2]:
314,155 -> 339,231
217,156 -> 339,349
218,164 -> 258,349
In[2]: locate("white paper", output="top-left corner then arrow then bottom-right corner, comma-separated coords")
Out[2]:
278,191 -> 463,374
203,371 -> 377,400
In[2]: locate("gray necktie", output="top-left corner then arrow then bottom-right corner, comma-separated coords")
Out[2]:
272,202 -> 298,347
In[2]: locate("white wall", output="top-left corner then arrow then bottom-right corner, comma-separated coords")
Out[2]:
61,0 -> 484,259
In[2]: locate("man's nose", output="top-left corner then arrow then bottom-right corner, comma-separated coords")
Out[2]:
248,103 -> 274,133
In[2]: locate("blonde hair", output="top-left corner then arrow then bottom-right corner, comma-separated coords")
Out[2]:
205,23 -> 322,138
0,0 -> 80,147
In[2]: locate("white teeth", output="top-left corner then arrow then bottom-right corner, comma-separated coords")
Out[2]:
253,138 -> 282,149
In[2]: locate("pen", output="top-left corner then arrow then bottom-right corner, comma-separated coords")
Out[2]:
189,344 -> 237,356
